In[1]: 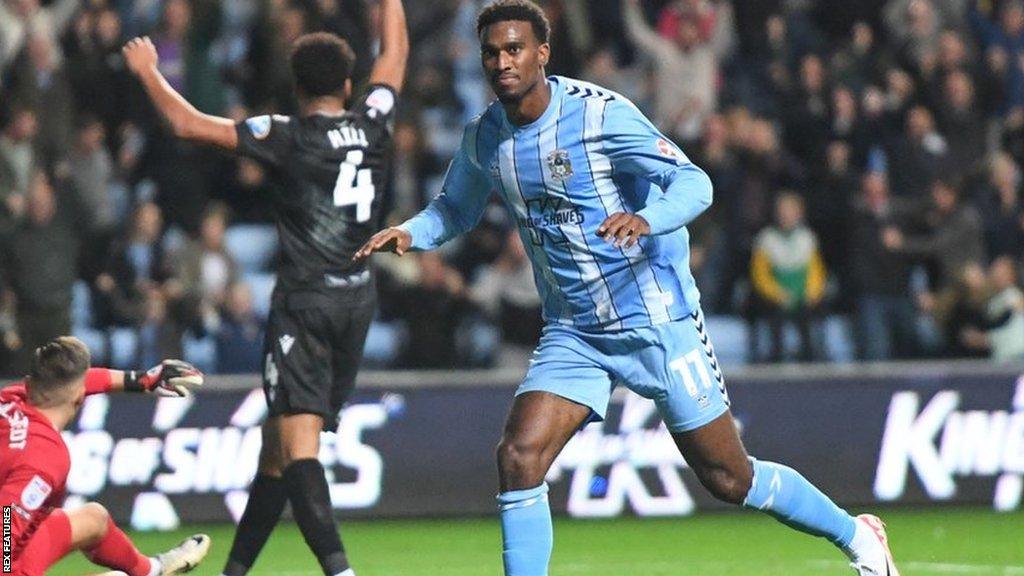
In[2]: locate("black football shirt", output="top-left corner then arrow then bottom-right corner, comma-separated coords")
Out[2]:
235,84 -> 396,291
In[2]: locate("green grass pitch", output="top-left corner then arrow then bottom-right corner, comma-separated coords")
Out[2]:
52,508 -> 1024,575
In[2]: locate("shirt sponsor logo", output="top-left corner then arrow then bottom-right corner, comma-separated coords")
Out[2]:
21,476 -> 52,511
519,197 -> 584,246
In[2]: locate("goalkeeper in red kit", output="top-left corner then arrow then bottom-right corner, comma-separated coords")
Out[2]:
0,336 -> 209,576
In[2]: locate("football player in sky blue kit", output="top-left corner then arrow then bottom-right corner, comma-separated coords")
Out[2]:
356,1 -> 900,574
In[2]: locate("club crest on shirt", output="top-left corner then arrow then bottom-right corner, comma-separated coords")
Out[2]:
21,475 -> 52,511
547,149 -> 573,182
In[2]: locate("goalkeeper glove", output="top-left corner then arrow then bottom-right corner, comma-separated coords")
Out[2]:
125,359 -> 204,397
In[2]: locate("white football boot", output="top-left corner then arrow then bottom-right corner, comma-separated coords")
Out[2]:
156,534 -> 211,575
848,514 -> 901,576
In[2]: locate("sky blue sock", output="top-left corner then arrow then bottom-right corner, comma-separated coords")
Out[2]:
743,458 -> 856,547
498,483 -> 552,576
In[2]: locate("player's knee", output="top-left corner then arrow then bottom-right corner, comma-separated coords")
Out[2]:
496,437 -> 545,486
80,502 -> 111,539
698,465 -> 752,505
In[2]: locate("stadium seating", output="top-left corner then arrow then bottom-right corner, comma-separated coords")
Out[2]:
225,224 -> 278,273
182,331 -> 218,374
243,272 -> 277,320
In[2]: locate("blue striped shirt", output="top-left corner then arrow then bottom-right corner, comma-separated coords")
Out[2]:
400,76 -> 713,331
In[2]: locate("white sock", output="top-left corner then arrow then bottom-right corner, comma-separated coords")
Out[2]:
334,570 -> 355,576
843,518 -> 883,562
147,558 -> 163,576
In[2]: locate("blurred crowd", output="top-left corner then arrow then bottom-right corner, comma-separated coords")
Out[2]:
2,0 -> 1024,376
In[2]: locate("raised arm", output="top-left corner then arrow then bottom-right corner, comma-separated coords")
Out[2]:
623,0 -> 673,60
123,36 -> 238,150
368,0 -> 410,93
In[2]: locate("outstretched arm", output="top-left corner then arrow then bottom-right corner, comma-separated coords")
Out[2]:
123,36 -> 238,150
368,0 -> 410,93
84,360 -> 204,397
354,145 -> 492,258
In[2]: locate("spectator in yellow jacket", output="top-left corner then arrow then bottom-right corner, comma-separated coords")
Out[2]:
751,192 -> 827,362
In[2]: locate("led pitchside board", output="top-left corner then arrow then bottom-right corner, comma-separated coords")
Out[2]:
50,367 -> 1024,529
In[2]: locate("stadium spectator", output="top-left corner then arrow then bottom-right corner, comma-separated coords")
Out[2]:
215,280 -> 264,374
2,170 -> 81,373
0,103 -> 35,235
936,70 -> 987,170
63,7 -> 131,140
830,21 -> 884,93
580,47 -> 646,106
884,0 -> 947,71
469,230 -> 542,364
0,0 -> 81,71
923,261 -> 990,358
882,179 -> 986,292
622,0 -> 725,141
888,105 -> 949,197
170,201 -> 239,333
829,86 -> 870,166
94,201 -> 172,329
4,0 -> 1024,367
783,54 -> 832,167
976,152 -> 1024,260
67,115 -> 119,238
0,269 -> 19,375
808,141 -> 858,301
5,34 -> 75,165
848,172 -> 921,360
986,256 -> 1024,360
959,256 -> 1024,360
383,252 -> 474,369
750,192 -> 826,362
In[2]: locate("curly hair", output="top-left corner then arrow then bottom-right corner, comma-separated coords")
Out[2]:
477,0 -> 550,44
290,32 -> 356,97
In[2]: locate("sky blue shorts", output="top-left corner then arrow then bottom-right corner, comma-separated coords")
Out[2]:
517,309 -> 730,433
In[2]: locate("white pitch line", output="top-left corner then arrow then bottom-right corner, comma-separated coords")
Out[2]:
809,560 -> 1024,575
260,561 -> 1024,576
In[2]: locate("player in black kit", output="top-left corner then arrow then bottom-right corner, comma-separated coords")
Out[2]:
123,1 -> 408,574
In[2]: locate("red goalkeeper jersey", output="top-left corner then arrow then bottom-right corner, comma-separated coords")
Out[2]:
0,369 -> 113,560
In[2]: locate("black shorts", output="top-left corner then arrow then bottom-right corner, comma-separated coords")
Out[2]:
261,283 -> 375,432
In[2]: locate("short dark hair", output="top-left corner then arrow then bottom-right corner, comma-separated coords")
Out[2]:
477,0 -> 550,44
28,336 -> 90,406
290,32 -> 356,98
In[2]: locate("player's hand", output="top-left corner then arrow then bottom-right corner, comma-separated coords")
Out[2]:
122,36 -> 159,76
353,227 -> 412,259
597,213 -> 651,249
138,359 -> 204,397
